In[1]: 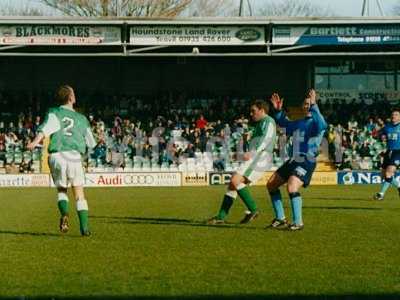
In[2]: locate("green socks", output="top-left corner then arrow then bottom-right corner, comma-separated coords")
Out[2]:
217,194 -> 235,220
215,185 -> 257,221
76,199 -> 89,234
57,194 -> 90,235
237,184 -> 257,213
57,193 -> 69,216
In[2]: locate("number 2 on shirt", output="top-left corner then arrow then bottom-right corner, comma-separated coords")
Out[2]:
62,117 -> 74,136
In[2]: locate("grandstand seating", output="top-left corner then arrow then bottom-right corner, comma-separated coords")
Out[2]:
0,96 -> 390,173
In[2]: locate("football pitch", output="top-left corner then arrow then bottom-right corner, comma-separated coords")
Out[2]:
0,185 -> 399,299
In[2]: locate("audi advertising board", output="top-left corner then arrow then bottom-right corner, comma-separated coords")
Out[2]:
83,172 -> 182,187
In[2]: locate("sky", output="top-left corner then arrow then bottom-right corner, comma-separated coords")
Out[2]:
1,0 -> 399,17
253,0 -> 399,16
302,0 -> 398,16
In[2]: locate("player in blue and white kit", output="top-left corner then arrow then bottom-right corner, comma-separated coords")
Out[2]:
266,89 -> 327,231
374,109 -> 400,201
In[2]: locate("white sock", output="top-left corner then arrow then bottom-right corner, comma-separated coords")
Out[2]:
76,199 -> 88,211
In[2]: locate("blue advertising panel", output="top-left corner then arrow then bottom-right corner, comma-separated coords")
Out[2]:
273,25 -> 400,46
337,171 -> 400,185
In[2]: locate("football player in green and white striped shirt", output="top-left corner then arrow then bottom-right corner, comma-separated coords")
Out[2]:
208,100 -> 276,225
28,85 -> 96,236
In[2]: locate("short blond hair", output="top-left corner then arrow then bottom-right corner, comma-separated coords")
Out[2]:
55,85 -> 73,105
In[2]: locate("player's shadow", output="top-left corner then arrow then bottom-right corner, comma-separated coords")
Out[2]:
303,206 -> 383,211
307,196 -> 377,202
91,215 -> 258,230
0,230 -> 81,238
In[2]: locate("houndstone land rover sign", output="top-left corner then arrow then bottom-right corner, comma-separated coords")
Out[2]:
273,24 -> 400,45
130,25 -> 265,46
0,25 -> 121,45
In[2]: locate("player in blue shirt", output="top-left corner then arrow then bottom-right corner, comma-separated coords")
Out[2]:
267,89 -> 327,231
374,109 -> 400,200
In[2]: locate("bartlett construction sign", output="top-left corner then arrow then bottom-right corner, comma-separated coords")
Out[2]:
273,25 -> 400,45
130,25 -> 265,46
0,25 -> 121,45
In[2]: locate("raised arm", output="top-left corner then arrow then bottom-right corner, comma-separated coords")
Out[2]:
270,93 -> 297,136
308,89 -> 327,134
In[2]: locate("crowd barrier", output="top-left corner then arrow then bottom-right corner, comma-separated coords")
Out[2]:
0,171 -> 395,187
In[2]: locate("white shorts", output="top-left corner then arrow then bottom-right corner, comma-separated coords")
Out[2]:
237,151 -> 273,184
48,152 -> 85,188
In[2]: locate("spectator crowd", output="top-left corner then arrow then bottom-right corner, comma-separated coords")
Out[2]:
0,89 -> 397,174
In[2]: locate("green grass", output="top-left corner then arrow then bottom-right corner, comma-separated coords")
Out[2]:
0,185 -> 400,299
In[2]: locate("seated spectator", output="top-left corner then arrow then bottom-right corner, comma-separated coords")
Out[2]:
91,139 -> 107,164
196,114 -> 207,130
111,137 -> 126,168
183,143 -> 195,158
5,162 -> 19,174
365,117 -> 377,133
0,143 -> 5,165
358,141 -> 372,158
19,160 -> 33,173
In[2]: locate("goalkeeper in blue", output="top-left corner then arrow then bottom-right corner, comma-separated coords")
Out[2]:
28,85 -> 96,236
267,89 -> 327,231
208,100 -> 276,225
374,109 -> 400,201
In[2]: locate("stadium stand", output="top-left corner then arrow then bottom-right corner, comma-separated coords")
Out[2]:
0,90 -> 395,174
